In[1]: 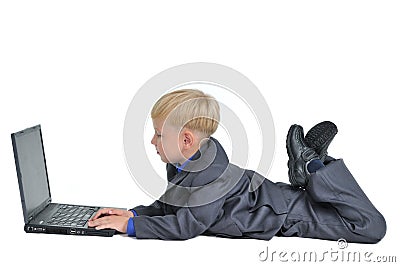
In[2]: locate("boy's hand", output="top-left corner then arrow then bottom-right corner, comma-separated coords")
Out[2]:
88,208 -> 134,233
88,215 -> 130,233
91,208 -> 133,220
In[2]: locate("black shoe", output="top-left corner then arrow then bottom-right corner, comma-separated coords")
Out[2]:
305,121 -> 338,162
286,124 -> 319,187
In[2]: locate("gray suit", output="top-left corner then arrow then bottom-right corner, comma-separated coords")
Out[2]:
132,138 -> 386,243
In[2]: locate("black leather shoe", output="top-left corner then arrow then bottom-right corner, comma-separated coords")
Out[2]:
286,124 -> 319,187
305,121 -> 338,162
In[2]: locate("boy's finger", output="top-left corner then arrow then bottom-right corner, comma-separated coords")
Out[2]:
91,208 -> 110,220
95,223 -> 112,230
88,216 -> 108,227
108,209 -> 124,216
88,217 -> 114,230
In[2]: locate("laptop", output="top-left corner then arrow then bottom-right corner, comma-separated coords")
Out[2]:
11,124 -> 117,237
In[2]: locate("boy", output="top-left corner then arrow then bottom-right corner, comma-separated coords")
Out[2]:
88,89 -> 386,243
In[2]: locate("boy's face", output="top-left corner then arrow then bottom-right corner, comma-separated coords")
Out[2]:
151,118 -> 186,164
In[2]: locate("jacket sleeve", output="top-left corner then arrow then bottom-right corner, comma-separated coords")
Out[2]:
132,152 -> 233,240
131,200 -> 166,217
132,197 -> 225,240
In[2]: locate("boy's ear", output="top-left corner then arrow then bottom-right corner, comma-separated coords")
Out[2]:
182,130 -> 194,148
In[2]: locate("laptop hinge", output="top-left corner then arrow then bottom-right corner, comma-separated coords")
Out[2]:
27,198 -> 52,223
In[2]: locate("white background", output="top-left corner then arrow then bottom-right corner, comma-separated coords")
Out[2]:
1,1 -> 399,266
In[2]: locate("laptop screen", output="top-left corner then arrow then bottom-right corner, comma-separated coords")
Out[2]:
12,125 -> 51,223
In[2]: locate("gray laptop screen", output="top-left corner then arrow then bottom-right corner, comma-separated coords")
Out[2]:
12,125 -> 51,222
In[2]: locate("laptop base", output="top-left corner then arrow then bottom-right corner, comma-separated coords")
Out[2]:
25,224 -> 115,237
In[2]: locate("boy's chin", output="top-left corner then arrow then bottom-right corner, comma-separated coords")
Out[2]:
160,156 -> 177,164
160,157 -> 171,164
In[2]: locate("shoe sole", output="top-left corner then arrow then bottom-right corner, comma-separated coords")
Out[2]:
304,121 -> 338,159
286,124 -> 303,187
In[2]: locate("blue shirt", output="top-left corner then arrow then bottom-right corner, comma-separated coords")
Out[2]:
176,155 -> 194,173
126,209 -> 137,236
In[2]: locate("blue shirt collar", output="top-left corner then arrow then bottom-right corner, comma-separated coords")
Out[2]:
176,155 -> 195,173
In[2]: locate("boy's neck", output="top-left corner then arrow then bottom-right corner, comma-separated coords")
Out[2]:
179,137 -> 209,165
179,148 -> 199,165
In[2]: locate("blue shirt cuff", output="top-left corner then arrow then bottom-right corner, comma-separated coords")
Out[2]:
130,209 -> 138,216
126,217 -> 136,237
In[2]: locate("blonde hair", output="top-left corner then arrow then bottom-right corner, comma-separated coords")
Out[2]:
151,89 -> 220,136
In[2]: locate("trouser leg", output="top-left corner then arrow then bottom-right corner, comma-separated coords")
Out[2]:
279,159 -> 386,243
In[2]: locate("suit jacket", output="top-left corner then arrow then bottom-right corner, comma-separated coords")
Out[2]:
132,137 -> 288,240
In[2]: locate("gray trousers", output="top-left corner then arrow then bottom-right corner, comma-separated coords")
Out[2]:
277,159 -> 386,243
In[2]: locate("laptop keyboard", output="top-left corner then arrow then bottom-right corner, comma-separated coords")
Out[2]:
47,205 -> 99,227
